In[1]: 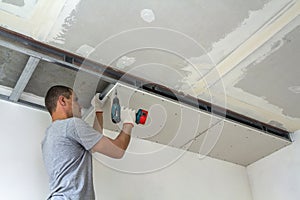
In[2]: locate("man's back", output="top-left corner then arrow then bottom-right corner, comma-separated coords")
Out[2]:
42,118 -> 102,200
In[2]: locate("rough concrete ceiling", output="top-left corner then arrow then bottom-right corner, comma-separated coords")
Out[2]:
0,0 -> 299,136
0,46 -> 28,88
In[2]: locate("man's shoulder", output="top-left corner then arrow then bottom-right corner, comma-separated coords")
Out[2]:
52,117 -> 85,125
69,117 -> 87,125
47,117 -> 83,133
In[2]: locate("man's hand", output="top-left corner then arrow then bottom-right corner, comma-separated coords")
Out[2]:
91,93 -> 108,113
121,107 -> 136,127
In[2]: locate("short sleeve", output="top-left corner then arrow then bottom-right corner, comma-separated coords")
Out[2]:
68,117 -> 103,150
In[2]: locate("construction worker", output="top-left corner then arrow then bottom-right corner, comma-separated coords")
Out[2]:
42,85 -> 135,199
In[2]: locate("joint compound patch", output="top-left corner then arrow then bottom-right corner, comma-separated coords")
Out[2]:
3,0 -> 25,7
140,9 -> 155,23
0,0 -> 37,18
76,44 -> 95,57
116,56 -> 136,69
288,86 -> 300,94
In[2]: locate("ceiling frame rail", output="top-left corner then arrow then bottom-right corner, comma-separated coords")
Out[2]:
0,26 -> 291,141
9,56 -> 40,102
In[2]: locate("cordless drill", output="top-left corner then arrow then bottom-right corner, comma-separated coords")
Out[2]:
109,90 -> 148,125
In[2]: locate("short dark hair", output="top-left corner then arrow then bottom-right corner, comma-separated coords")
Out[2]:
45,85 -> 73,115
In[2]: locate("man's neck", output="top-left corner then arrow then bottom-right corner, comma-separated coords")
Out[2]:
51,112 -> 69,122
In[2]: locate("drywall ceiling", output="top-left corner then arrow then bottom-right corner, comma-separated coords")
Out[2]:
0,0 -> 299,132
0,0 -> 298,165
84,83 -> 290,166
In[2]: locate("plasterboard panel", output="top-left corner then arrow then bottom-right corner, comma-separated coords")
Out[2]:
188,120 -> 291,166
101,83 -> 222,149
94,83 -> 291,166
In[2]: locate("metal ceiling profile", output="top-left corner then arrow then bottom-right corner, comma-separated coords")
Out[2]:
0,26 -> 291,142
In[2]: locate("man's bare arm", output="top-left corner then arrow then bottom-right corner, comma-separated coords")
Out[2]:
92,111 -> 133,158
93,112 -> 103,133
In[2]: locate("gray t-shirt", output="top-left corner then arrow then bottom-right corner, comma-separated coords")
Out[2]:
42,117 -> 102,200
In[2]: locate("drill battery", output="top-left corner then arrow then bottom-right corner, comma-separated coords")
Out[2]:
135,109 -> 148,125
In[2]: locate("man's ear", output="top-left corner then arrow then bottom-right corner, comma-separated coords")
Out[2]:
58,95 -> 66,106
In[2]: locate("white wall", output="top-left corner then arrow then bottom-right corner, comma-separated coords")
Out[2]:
247,130 -> 300,200
93,142 -> 253,200
0,99 -> 252,200
0,99 -> 51,199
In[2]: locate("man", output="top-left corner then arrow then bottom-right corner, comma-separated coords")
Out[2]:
42,85 -> 135,199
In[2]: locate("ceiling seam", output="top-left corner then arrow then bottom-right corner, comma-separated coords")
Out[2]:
179,119 -> 223,149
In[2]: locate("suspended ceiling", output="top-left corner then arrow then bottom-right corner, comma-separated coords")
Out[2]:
0,0 -> 299,165
85,83 -> 291,166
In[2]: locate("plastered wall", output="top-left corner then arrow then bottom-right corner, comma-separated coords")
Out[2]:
0,99 -> 252,200
0,100 -> 50,199
93,144 -> 253,200
247,130 -> 300,200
